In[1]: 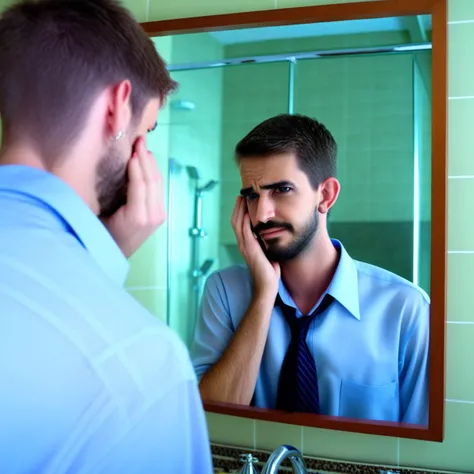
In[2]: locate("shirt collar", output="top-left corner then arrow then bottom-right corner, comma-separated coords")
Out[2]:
326,239 -> 360,319
278,238 -> 360,320
0,165 -> 129,286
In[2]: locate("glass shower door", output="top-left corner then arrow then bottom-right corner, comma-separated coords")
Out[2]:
293,52 -> 431,293
166,61 -> 291,348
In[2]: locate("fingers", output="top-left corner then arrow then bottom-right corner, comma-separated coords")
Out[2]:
138,145 -> 162,226
138,138 -> 161,183
231,197 -> 263,259
241,212 -> 255,246
148,152 -> 166,225
231,197 -> 247,249
126,136 -> 164,227
231,196 -> 242,230
125,150 -> 147,224
242,212 -> 263,252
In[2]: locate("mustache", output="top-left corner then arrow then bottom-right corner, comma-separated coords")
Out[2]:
253,220 -> 293,234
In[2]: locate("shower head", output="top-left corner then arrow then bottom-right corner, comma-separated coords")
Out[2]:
200,259 -> 214,277
198,180 -> 218,193
186,165 -> 201,180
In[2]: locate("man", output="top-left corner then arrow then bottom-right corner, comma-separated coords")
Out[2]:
0,1 -> 212,473
191,114 -> 429,426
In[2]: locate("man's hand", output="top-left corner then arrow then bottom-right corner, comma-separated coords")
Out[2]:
102,137 -> 166,258
198,196 -> 280,405
231,196 -> 280,299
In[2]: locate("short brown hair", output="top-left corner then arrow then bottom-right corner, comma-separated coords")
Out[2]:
0,0 -> 177,158
236,114 -> 337,190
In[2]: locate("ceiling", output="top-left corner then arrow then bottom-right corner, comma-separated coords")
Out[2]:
208,15 -> 432,45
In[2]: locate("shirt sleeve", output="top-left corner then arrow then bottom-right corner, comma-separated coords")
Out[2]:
399,293 -> 430,425
91,379 -> 213,474
190,271 -> 235,380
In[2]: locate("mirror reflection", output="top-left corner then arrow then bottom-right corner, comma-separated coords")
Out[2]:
151,15 -> 432,425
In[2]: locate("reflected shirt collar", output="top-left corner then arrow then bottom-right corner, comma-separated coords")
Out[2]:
278,238 -> 360,320
0,165 -> 129,285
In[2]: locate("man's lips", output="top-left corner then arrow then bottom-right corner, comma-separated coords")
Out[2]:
259,228 -> 287,238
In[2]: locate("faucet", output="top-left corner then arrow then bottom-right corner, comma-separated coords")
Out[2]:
239,445 -> 307,474
238,453 -> 260,473
262,445 -> 307,474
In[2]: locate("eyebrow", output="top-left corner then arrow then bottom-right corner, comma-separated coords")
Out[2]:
240,180 -> 295,197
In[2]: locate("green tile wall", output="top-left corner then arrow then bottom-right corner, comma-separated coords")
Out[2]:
164,34 -> 224,346
294,53 -> 416,223
124,37 -> 173,323
219,61 -> 290,244
124,33 -> 223,344
218,38 -> 431,292
0,0 -> 470,471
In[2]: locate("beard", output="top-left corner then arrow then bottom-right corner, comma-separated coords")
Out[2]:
254,209 -> 319,262
96,141 -> 129,219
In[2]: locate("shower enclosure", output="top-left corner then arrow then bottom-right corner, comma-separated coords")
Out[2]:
166,155 -> 219,346
165,40 -> 432,348
186,165 -> 218,325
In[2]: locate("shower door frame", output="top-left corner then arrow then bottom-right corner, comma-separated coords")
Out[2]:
140,0 -> 447,443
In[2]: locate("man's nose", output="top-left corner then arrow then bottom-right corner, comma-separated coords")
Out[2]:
255,196 -> 275,223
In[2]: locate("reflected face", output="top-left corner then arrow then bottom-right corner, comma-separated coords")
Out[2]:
239,153 -> 321,262
97,98 -> 160,218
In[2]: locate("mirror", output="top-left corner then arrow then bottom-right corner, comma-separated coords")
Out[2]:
139,0 -> 446,442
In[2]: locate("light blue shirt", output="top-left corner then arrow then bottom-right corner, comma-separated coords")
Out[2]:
191,239 -> 429,425
0,165 -> 213,474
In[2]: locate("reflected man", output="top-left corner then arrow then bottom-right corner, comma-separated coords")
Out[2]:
191,114 -> 429,425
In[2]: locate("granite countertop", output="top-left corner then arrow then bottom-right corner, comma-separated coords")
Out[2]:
210,444 -> 458,474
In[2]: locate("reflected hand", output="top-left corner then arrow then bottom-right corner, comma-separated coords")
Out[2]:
102,137 -> 166,258
231,196 -> 280,298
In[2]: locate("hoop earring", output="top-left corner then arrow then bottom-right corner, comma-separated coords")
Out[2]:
112,130 -> 124,141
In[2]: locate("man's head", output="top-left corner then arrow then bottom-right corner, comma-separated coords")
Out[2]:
0,0 -> 177,216
236,114 -> 340,262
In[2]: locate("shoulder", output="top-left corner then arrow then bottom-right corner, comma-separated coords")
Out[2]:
105,291 -> 197,397
204,264 -> 251,294
201,264 -> 253,317
355,260 -> 430,308
115,289 -> 194,368
65,263 -> 198,392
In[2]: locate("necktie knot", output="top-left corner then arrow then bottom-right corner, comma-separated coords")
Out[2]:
289,315 -> 313,339
276,293 -> 334,331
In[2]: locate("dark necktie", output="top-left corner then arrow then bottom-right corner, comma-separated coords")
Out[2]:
275,293 -> 334,414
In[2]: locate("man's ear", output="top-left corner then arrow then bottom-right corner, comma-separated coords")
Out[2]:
318,177 -> 340,214
107,79 -> 132,140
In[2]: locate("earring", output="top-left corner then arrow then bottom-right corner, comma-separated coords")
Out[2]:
112,130 -> 124,141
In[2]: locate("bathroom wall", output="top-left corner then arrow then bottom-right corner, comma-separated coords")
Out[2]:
124,32 -> 224,346
165,35 -> 224,346
138,0 -> 473,472
123,37 -> 173,324
218,36 -> 432,292
218,60 -> 290,270
0,0 -> 468,470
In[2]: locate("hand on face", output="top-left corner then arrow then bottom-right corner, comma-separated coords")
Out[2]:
231,196 -> 281,298
102,136 -> 166,258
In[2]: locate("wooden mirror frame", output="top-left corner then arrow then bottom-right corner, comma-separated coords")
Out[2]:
140,0 -> 447,442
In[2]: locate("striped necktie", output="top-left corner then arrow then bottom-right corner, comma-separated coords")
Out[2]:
275,293 -> 334,414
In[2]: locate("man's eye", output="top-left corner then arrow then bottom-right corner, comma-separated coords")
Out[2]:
246,193 -> 258,201
277,187 -> 291,193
